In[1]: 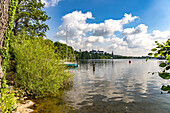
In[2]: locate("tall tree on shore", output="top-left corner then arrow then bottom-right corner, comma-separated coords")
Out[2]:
0,0 -> 18,112
0,0 -> 9,86
13,0 -> 51,37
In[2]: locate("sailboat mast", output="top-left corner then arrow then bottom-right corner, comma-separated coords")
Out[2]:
66,25 -> 68,61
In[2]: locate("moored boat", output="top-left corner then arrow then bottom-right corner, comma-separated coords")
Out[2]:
64,25 -> 78,67
64,62 -> 78,67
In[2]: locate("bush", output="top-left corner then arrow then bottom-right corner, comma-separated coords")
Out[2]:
10,33 -> 71,97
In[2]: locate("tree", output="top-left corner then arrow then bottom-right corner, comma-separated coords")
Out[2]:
0,0 -> 9,85
0,0 -> 17,112
13,0 -> 50,37
148,39 -> 170,93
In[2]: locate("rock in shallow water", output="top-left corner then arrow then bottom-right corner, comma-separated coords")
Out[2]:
12,100 -> 34,113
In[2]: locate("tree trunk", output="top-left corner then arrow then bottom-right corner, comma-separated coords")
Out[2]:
0,0 -> 9,87
13,0 -> 21,36
14,18 -> 19,36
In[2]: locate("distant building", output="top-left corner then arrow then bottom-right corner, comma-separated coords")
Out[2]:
90,49 -> 97,53
90,49 -> 104,54
98,50 -> 104,54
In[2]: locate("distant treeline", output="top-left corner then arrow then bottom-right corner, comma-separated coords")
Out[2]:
54,41 -> 154,60
74,50 -> 151,59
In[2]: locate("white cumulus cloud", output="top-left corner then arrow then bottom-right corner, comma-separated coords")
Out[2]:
123,24 -> 148,35
112,24 -> 169,56
151,30 -> 170,39
86,36 -> 105,43
41,0 -> 61,7
56,11 -> 138,38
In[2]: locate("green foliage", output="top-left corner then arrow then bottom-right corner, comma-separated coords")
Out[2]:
159,63 -> 166,67
161,85 -> 170,91
148,39 -> 170,92
10,33 -> 70,98
13,0 -> 50,37
0,0 -> 18,112
151,48 -> 157,52
148,53 -> 153,56
0,77 -> 15,112
159,73 -> 170,79
154,53 -> 158,57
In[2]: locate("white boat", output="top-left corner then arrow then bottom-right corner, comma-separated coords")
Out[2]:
64,62 -> 78,67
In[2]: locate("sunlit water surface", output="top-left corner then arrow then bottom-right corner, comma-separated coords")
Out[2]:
32,59 -> 170,113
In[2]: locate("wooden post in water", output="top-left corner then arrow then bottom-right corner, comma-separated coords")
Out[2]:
93,62 -> 95,73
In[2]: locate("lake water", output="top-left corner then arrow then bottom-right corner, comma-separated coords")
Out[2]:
32,59 -> 170,113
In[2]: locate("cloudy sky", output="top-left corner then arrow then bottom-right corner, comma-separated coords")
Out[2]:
42,0 -> 170,56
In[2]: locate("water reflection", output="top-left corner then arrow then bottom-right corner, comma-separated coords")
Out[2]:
33,59 -> 170,113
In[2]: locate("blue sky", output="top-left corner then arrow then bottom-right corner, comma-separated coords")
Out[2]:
42,0 -> 170,56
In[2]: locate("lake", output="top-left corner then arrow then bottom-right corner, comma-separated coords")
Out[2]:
32,59 -> 170,113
